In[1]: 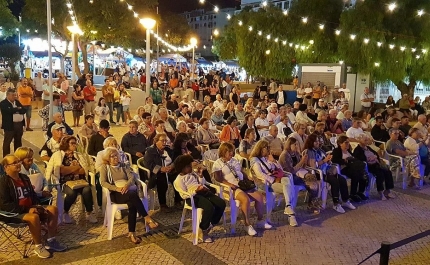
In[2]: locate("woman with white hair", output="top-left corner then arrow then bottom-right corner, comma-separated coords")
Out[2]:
353,134 -> 394,200
95,136 -> 130,171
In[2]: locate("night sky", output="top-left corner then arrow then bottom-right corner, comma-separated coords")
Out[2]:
8,0 -> 238,16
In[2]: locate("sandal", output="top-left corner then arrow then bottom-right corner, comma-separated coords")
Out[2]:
128,233 -> 142,244
145,218 -> 159,229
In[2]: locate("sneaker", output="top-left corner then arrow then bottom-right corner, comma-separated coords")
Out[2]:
114,210 -> 122,220
86,212 -> 98,223
283,205 -> 295,215
349,194 -> 362,203
34,244 -> 51,259
342,200 -> 356,210
256,220 -> 272,229
246,225 -> 257,236
357,193 -> 369,201
63,213 -> 73,224
45,238 -> 67,252
333,204 -> 345,214
288,215 -> 298,227
110,121 -> 116,125
198,228 -> 213,243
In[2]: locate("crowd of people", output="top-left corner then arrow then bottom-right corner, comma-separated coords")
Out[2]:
0,71 -> 428,258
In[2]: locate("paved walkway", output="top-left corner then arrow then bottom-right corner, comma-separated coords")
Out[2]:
0,112 -> 430,264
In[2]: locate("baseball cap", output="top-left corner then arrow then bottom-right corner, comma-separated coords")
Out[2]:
51,123 -> 65,132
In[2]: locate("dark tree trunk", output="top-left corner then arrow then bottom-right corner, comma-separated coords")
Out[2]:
395,79 -> 416,98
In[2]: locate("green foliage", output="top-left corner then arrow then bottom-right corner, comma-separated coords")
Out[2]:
0,43 -> 22,80
338,0 -> 430,93
0,0 -> 20,38
159,12 -> 196,47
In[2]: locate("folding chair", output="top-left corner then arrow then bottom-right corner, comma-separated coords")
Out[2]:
0,211 -> 33,258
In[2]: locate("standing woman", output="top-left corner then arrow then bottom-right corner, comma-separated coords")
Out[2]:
213,142 -> 271,236
200,78 -> 210,99
209,80 -> 219,102
114,84 -> 125,125
72,84 -> 85,127
296,84 -> 305,103
229,87 -> 239,105
100,147 -> 158,244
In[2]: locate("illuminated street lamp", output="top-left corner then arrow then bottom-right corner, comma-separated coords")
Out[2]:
190,37 -> 198,79
67,25 -> 83,86
140,17 -> 156,97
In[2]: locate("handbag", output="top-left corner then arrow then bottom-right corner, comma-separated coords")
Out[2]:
66,179 -> 89,190
225,160 -> 256,191
257,157 -> 284,179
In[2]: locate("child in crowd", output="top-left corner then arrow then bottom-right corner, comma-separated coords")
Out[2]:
120,90 -> 132,124
94,97 -> 110,123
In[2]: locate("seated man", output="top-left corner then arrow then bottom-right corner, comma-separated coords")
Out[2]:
263,125 -> 283,159
177,104 -> 192,123
371,116 -> 390,142
158,107 -> 177,134
0,155 -> 66,258
191,102 -> 204,123
399,116 -> 411,137
46,112 -> 73,139
121,120 -> 148,164
390,118 -> 405,142
87,119 -> 112,156
346,117 -> 364,143
39,124 -> 64,161
235,103 -> 246,122
341,110 -> 353,131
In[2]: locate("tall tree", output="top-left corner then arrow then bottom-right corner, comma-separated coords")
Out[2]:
338,0 -> 430,95
0,43 -> 22,80
0,0 -> 20,38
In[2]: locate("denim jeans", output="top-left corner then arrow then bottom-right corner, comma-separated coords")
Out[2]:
116,104 -> 124,123
106,102 -> 114,122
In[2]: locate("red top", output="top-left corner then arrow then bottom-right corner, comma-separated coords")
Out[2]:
192,83 -> 199,91
12,178 -> 33,209
83,86 -> 96,101
140,75 -> 146,83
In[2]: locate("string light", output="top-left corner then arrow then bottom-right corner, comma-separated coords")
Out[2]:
388,2 -> 397,12
335,30 -> 341,35
119,0 -> 195,52
417,10 -> 425,17
319,24 -> 324,30
363,38 -> 369,44
66,1 -> 79,26
301,17 -> 308,24
350,34 -> 356,40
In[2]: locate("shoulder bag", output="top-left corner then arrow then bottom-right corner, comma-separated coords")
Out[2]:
224,160 -> 256,191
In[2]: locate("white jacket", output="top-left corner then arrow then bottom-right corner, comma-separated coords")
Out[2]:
45,150 -> 89,184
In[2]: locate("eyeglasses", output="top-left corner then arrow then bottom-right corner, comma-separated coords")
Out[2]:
7,161 -> 21,166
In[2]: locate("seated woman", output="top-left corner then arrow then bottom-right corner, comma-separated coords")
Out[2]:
99,147 -> 158,244
223,102 -> 236,120
313,122 -> 333,152
211,107 -> 225,126
239,128 -> 257,160
138,112 -> 155,139
14,147 -> 52,203
220,116 -> 242,148
173,155 -> 226,243
213,143 -> 271,236
331,135 -> 368,203
304,133 -> 356,213
202,108 -> 223,131
278,138 -> 320,214
46,136 -> 97,224
249,140 -> 298,227
403,128 -> 430,187
95,137 -> 130,171
196,118 -> 221,149
0,155 -> 66,258
143,133 -> 182,211
288,122 -> 308,152
353,134 -> 395,200
79,114 -> 98,139
386,128 -> 421,189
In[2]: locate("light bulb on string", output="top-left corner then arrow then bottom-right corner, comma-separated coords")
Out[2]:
248,26 -> 253,31
266,34 -> 271,40
319,24 -> 324,30
238,20 -> 243,26
423,49 -> 427,54
214,6 -> 219,12
283,10 -> 288,16
350,34 -> 356,40
258,31 -> 262,36
363,38 -> 369,44
374,62 -> 380,67
274,38 -> 278,42
388,2 -> 397,12
400,46 -> 406,51
389,44 -> 395,49
335,30 -> 341,35
301,17 -> 308,23
417,10 -> 425,17
282,41 -> 287,45
265,50 -> 270,55
309,40 -> 314,44
227,14 -> 231,20
377,42 -> 382,47
412,48 -> 417,52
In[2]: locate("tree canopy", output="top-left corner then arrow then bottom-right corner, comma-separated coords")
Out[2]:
0,43 -> 22,80
214,0 -> 430,94
0,0 -> 20,38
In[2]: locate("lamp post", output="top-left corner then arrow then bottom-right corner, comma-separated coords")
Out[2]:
190,37 -> 197,80
67,25 -> 83,86
91,41 -> 96,77
47,0 -> 54,123
140,18 -> 156,98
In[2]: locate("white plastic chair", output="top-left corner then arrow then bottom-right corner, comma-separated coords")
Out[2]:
305,166 -> 328,209
103,179 -> 150,240
136,158 -> 156,211
124,152 -> 139,175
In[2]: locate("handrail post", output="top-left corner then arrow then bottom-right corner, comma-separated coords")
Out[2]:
379,241 -> 391,265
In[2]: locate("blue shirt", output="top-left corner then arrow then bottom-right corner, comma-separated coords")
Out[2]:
342,118 -> 353,131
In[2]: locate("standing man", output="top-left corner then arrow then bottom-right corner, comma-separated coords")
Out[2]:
101,79 -> 115,124
360,87 -> 374,112
33,72 -> 44,109
83,80 -> 97,116
0,89 -> 26,155
17,78 -> 33,131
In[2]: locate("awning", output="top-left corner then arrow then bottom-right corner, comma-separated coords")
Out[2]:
196,58 -> 213,65
158,53 -> 186,62
223,60 -> 239,67
30,51 -> 63,58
